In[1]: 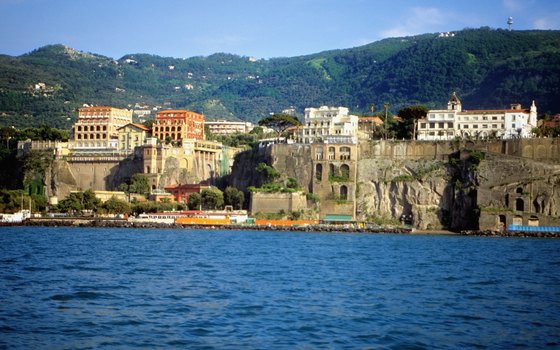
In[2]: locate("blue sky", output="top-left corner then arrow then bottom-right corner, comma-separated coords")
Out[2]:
1,0 -> 559,59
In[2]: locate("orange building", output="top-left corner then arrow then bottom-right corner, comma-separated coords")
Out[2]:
72,106 -> 132,150
152,109 -> 205,142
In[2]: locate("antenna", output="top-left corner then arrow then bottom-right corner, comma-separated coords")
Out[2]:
507,17 -> 513,31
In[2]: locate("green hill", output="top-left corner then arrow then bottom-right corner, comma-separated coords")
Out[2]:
1,28 -> 559,128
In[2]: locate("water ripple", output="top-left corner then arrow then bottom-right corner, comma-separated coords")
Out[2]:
0,227 -> 559,349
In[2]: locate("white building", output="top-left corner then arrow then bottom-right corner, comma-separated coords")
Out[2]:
204,120 -> 254,135
417,93 -> 537,140
299,106 -> 359,144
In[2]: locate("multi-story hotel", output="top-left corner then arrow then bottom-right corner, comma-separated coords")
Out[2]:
298,106 -> 359,144
72,106 -> 133,150
205,120 -> 254,135
152,110 -> 204,142
417,93 -> 537,140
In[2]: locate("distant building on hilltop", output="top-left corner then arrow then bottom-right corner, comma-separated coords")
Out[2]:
416,92 -> 537,140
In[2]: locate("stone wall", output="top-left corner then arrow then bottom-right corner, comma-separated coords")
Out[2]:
249,192 -> 307,214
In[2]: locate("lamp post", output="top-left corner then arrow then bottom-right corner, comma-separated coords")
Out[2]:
384,103 -> 389,140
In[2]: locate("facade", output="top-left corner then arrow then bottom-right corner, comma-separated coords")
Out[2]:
417,93 -> 537,140
205,120 -> 254,135
142,138 -> 227,191
117,123 -> 150,154
298,106 -> 359,144
152,109 -> 204,142
72,106 -> 133,151
164,184 -> 208,203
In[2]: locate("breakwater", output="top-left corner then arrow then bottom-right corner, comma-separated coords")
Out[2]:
20,218 -> 411,234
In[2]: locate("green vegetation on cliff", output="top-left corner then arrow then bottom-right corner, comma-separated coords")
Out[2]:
1,28 -> 559,128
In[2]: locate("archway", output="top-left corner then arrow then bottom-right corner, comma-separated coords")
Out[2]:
528,215 -> 539,226
340,185 -> 348,200
340,164 -> 350,180
329,164 -> 336,178
516,198 -> 524,211
315,164 -> 323,181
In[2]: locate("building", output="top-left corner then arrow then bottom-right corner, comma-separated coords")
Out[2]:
72,106 -> 133,151
152,109 -> 204,142
417,92 -> 537,140
117,123 -> 150,155
298,106 -> 359,144
163,184 -> 209,203
357,116 -> 384,140
205,120 -> 254,135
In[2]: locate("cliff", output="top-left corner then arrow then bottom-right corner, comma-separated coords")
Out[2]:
230,139 -> 560,230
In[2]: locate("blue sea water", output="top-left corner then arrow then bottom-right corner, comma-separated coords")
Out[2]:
0,227 -> 559,349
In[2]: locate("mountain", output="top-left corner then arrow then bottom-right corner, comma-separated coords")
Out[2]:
1,27 -> 559,128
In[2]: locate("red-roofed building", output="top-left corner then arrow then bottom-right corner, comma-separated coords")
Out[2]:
164,184 -> 210,203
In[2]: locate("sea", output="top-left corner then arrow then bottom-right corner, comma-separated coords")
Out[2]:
0,226 -> 559,349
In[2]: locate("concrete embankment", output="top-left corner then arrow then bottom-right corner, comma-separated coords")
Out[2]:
461,230 -> 560,238
20,218 -> 411,234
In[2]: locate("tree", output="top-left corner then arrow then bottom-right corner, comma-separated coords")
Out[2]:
224,186 -> 244,210
187,192 -> 201,210
128,174 -> 150,196
201,187 -> 224,210
258,114 -> 301,140
397,105 -> 428,140
102,196 -> 131,214
255,162 -> 280,183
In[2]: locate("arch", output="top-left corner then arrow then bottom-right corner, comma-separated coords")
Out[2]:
516,198 -> 524,211
498,214 -> 506,228
315,163 -> 323,181
516,187 -> 523,194
340,164 -> 350,180
329,164 -> 336,177
340,185 -> 348,200
528,215 -> 539,226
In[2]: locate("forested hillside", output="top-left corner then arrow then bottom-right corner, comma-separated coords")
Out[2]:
0,28 -> 559,128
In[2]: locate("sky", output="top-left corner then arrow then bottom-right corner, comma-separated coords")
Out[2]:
1,0 -> 559,60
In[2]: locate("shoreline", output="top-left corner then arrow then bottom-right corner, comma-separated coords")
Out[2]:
0,218 -> 558,237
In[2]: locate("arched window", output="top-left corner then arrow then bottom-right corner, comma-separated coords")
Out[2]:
340,185 -> 348,200
328,147 -> 335,160
340,164 -> 350,180
315,164 -> 323,181
516,198 -> 524,211
516,187 -> 523,194
340,146 -> 351,160
329,164 -> 336,177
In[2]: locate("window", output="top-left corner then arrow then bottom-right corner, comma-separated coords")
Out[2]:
438,123 -> 444,128
483,116 -> 488,120
340,185 -> 348,200
420,123 -> 426,129
473,125 -> 478,129
482,124 -> 488,129
315,164 -> 323,181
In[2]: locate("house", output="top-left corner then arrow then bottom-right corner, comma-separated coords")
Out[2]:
117,123 -> 151,155
416,92 -> 537,140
